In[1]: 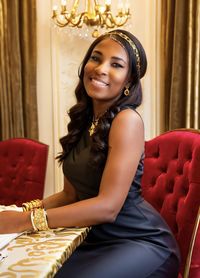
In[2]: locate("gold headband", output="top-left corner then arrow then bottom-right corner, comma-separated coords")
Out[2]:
107,31 -> 141,75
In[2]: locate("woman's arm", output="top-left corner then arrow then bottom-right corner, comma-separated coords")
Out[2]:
0,177 -> 78,234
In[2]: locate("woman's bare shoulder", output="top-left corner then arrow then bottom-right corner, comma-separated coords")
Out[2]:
112,108 -> 144,131
109,108 -> 144,147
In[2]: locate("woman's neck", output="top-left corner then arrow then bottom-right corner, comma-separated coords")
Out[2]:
92,102 -> 110,119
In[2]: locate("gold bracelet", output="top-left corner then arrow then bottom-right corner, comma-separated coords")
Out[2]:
31,208 -> 49,231
22,199 -> 43,212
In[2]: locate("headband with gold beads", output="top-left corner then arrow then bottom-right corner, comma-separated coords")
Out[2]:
107,32 -> 141,75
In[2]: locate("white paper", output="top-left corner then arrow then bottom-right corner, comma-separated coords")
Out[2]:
0,233 -> 22,250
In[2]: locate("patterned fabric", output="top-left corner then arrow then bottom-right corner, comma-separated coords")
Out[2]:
0,227 -> 90,277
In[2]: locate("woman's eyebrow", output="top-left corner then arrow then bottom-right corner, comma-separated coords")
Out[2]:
92,50 -> 102,55
111,56 -> 127,64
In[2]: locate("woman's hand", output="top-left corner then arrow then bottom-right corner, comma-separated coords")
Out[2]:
0,211 -> 32,234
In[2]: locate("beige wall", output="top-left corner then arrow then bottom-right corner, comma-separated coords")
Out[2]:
36,0 -> 161,196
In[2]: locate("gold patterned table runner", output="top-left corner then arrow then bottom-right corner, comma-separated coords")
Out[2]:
0,227 -> 90,278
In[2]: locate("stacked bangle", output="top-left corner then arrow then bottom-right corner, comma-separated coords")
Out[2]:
22,199 -> 43,212
30,208 -> 49,232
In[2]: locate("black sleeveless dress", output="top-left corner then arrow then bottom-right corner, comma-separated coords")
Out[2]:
55,112 -> 181,278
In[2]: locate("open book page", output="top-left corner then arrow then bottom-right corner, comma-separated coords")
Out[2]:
0,205 -> 23,250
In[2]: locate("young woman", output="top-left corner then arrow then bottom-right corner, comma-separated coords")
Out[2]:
0,29 -> 180,277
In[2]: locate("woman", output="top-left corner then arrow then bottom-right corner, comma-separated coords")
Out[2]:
0,29 -> 180,277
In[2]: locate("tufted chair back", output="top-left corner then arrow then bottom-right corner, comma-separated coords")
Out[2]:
141,129 -> 200,278
0,138 -> 48,206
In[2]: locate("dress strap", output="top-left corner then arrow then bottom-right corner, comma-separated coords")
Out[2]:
120,104 -> 143,122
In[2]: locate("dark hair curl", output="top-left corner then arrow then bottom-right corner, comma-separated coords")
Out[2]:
57,29 -> 147,167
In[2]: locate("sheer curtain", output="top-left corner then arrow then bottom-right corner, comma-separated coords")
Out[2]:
0,0 -> 38,140
160,0 -> 200,131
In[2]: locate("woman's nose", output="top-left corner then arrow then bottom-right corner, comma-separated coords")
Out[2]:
94,62 -> 109,75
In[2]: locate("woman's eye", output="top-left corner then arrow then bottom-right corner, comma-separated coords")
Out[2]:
90,55 -> 99,62
112,63 -> 123,68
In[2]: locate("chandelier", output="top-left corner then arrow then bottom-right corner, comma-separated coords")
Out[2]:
52,0 -> 131,38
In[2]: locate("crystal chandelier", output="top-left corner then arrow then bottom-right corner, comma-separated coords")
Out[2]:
52,0 -> 131,38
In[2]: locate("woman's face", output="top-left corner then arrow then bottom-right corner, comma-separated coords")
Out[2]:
83,38 -> 129,106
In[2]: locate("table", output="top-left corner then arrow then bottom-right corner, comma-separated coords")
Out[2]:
0,227 -> 90,277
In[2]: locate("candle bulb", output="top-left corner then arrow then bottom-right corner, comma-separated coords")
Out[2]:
61,0 -> 67,6
125,1 -> 130,14
61,0 -> 67,12
105,0 -> 111,12
53,5 -> 58,11
99,6 -> 106,14
105,0 -> 111,5
117,2 -> 123,13
52,5 -> 58,16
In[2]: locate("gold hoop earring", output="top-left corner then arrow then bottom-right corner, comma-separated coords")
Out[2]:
124,87 -> 130,96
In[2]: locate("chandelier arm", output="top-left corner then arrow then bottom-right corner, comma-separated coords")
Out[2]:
98,14 -> 105,27
105,12 -> 129,28
53,18 -> 70,27
103,13 -> 115,28
67,12 -> 86,27
115,17 -> 129,27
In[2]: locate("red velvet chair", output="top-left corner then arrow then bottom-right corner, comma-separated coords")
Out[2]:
141,129 -> 200,278
0,138 -> 48,206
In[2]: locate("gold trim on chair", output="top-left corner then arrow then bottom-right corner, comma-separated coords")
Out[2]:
184,207 -> 200,278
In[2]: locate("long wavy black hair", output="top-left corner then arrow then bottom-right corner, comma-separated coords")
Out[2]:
57,29 -> 147,167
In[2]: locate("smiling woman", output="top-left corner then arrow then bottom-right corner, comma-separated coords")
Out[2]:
83,39 -> 129,113
0,29 -> 180,278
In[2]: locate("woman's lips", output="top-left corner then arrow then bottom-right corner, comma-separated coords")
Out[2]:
90,78 -> 109,87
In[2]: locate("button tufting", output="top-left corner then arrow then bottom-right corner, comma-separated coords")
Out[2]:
166,181 -> 174,193
150,176 -> 157,186
172,201 -> 178,212
182,183 -> 189,196
153,152 -> 159,158
187,155 -> 192,161
160,166 -> 167,173
173,151 -> 179,159
177,167 -> 183,175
